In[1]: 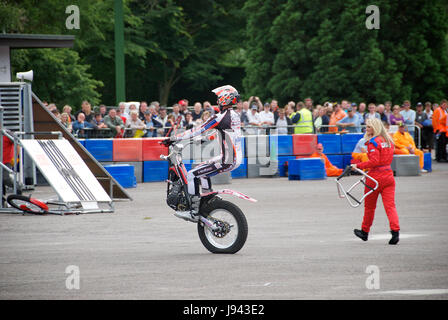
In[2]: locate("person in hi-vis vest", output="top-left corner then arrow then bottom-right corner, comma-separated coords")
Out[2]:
289,103 -> 313,134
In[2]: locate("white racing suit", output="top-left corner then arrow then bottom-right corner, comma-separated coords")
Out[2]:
172,108 -> 243,196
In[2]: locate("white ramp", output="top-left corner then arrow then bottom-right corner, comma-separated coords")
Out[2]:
20,139 -> 112,210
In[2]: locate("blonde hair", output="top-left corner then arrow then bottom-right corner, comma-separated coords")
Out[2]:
364,118 -> 394,146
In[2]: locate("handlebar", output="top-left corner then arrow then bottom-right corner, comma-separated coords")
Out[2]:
336,165 -> 352,181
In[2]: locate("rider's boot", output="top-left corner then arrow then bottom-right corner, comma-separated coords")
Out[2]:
174,195 -> 201,222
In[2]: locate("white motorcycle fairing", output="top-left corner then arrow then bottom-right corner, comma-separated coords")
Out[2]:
201,189 -> 257,203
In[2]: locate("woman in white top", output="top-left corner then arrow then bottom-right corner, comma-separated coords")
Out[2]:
125,110 -> 146,137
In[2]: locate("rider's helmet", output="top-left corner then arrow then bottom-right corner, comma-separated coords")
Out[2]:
212,85 -> 240,112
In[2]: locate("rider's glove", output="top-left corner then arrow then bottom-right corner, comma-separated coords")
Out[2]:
161,137 -> 172,146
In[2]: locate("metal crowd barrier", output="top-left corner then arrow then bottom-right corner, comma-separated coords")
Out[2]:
70,121 -> 422,149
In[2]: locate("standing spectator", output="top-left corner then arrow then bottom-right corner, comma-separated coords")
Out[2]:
285,104 -> 294,118
275,108 -> 293,135
389,105 -> 405,125
400,100 -> 416,137
336,107 -> 362,133
104,108 -> 125,138
376,104 -> 389,123
153,106 -> 168,137
235,101 -> 248,126
150,101 -> 160,113
364,103 -> 380,122
47,103 -> 57,112
51,108 -> 61,121
183,112 -> 195,130
99,104 -> 108,118
248,96 -> 263,112
139,101 -> 148,120
314,105 -> 330,133
242,101 -> 250,115
191,102 -> 203,121
358,102 -> 367,123
128,104 -> 138,115
414,102 -> 428,149
62,105 -> 75,122
246,105 -> 261,134
164,114 -> 176,136
423,102 -> 434,152
125,110 -> 146,138
118,102 -> 129,122
340,100 -> 349,111
350,103 -> 364,125
72,112 -> 94,138
290,101 -> 313,134
92,112 -> 107,129
329,103 -> 346,133
304,98 -> 314,111
91,112 -> 107,138
271,99 -> 279,121
203,101 -> 215,116
384,101 -> 393,120
170,103 -> 185,123
178,99 -> 188,116
312,104 -> 321,120
116,107 -> 127,125
424,102 -> 433,120
295,101 -> 305,113
259,103 -> 275,128
76,101 -> 94,123
201,110 -> 211,123
143,110 -> 156,137
60,113 -> 72,133
432,100 -> 448,162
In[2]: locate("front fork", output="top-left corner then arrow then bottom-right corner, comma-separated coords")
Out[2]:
199,216 -> 219,231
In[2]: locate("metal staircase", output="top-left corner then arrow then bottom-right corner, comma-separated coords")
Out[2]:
0,83 -> 24,131
0,82 -> 35,187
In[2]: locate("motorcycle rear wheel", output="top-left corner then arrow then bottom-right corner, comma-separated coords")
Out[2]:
198,198 -> 248,254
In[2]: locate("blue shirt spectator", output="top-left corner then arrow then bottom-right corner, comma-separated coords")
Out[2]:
336,108 -> 362,133
400,102 -> 416,136
72,112 -> 95,138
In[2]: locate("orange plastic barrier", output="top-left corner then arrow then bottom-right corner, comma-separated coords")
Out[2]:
292,134 -> 317,155
113,138 -> 143,161
142,138 -> 169,161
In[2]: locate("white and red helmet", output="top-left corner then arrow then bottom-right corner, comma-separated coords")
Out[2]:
212,85 -> 240,110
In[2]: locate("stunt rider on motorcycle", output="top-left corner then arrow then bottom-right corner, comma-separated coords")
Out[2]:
163,85 -> 243,221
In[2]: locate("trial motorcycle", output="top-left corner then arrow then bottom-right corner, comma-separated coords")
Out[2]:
160,136 -> 256,254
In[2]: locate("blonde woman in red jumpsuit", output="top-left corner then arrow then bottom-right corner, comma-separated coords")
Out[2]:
351,118 -> 400,245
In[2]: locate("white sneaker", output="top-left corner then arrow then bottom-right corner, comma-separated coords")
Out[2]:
421,169 -> 428,173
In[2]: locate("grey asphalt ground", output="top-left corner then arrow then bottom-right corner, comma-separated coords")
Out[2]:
0,163 -> 447,300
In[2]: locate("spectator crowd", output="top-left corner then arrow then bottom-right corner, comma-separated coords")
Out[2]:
42,96 -> 448,163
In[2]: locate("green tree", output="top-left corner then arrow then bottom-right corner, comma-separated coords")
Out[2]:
242,0 -> 448,105
11,48 -> 103,108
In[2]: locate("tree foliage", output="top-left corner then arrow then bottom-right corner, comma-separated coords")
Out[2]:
243,0 -> 448,105
3,0 -> 448,108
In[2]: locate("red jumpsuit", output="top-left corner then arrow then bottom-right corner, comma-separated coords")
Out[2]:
351,136 -> 400,233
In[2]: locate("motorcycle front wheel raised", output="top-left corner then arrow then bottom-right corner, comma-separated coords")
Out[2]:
198,198 -> 248,254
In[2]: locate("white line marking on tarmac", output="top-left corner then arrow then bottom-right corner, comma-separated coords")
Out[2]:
372,289 -> 448,296
242,282 -> 274,287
